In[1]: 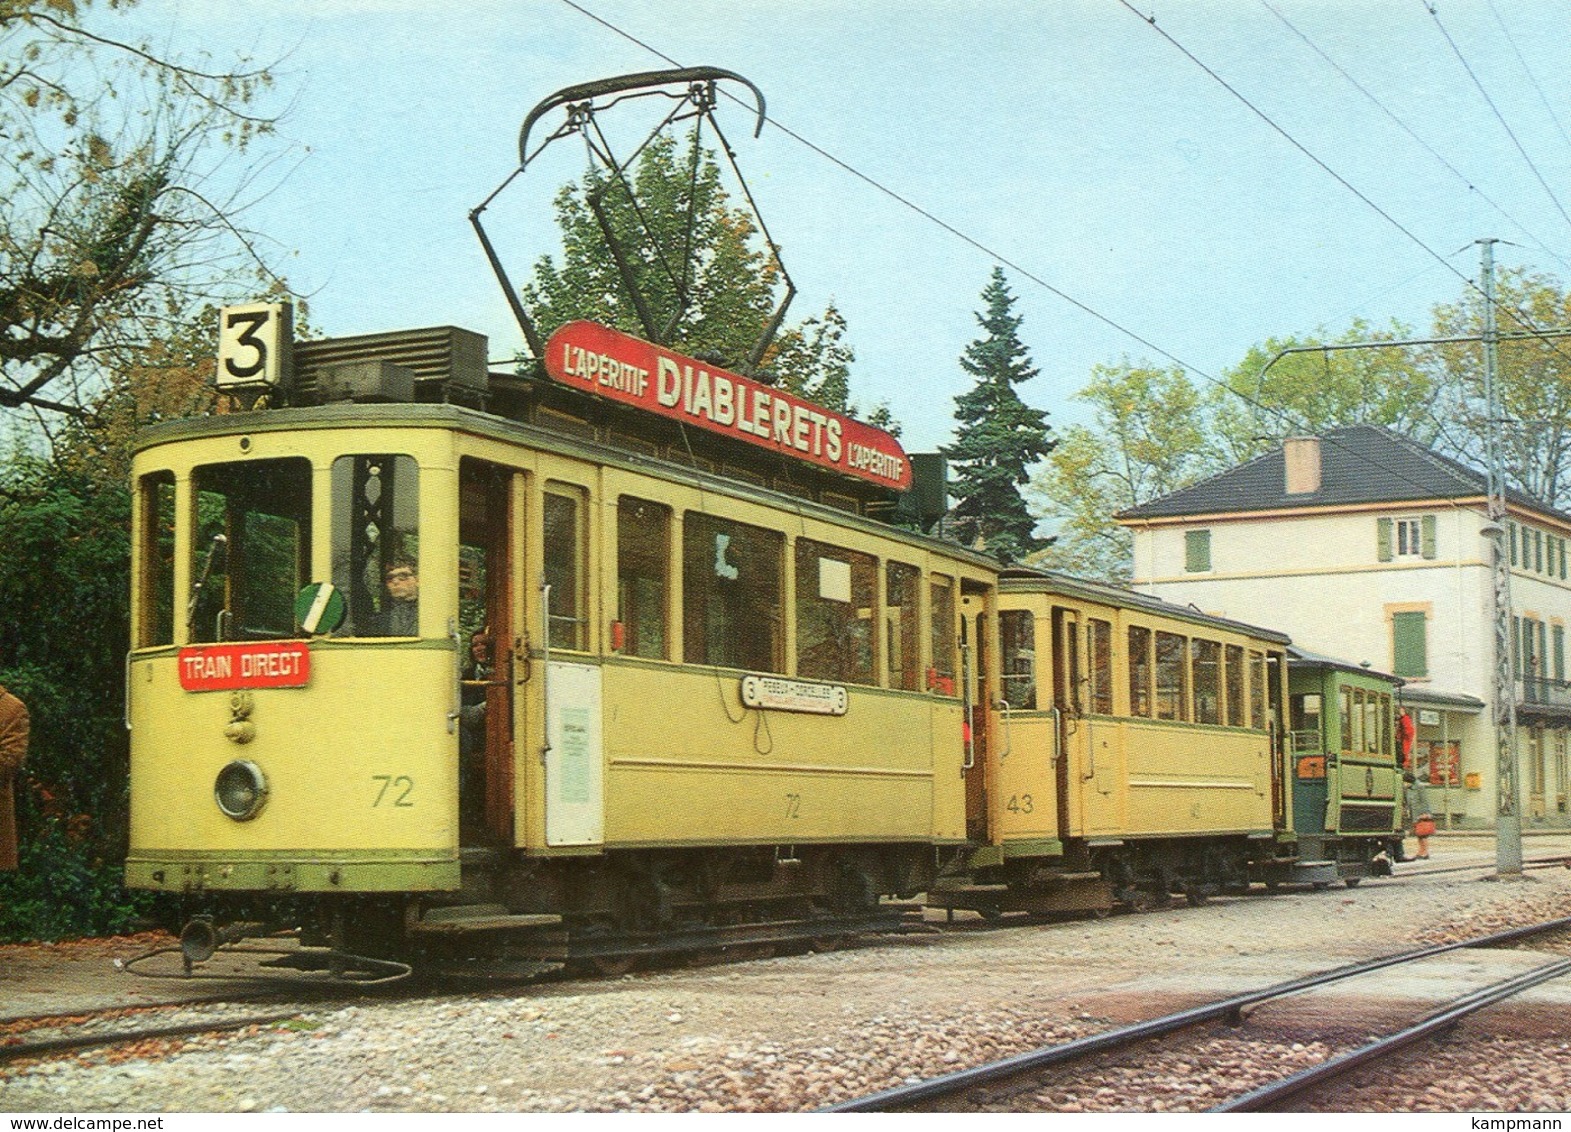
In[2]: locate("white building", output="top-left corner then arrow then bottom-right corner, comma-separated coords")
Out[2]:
1117,425 -> 1571,830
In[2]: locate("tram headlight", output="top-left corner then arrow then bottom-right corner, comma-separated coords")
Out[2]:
214,759 -> 268,821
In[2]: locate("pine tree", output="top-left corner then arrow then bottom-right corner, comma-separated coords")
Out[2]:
945,268 -> 1055,564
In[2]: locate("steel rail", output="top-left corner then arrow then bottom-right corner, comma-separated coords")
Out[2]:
821,914 -> 1571,1112
0,1010 -> 306,1064
1213,955 -> 1571,1112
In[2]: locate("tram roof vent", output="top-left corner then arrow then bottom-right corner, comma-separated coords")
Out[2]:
293,326 -> 489,404
318,360 -> 417,404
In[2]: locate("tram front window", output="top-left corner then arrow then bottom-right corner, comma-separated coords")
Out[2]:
189,458 -> 312,642
331,455 -> 421,637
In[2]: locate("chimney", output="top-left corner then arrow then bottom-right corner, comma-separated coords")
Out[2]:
1283,436 -> 1322,495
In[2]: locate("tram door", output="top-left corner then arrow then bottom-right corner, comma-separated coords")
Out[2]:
458,460 -> 517,846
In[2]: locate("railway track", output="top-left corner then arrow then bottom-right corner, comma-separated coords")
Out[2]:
0,1003 -> 314,1065
823,914 -> 1571,1112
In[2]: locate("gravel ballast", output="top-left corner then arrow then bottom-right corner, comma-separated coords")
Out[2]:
4,844 -> 1571,1113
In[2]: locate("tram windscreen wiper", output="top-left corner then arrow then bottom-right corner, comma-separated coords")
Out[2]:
187,532 -> 230,641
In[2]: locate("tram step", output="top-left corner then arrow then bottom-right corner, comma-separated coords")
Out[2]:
410,904 -> 563,935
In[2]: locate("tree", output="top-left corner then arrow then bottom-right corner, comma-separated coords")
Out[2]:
1,0 -> 285,418
1032,361 -> 1216,580
944,268 -> 1055,564
1425,267 -> 1571,510
521,131 -> 885,414
1209,317 -> 1436,466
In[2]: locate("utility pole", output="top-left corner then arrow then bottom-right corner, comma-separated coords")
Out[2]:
1481,237 -> 1524,878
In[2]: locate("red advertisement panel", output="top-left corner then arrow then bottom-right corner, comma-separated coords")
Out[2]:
178,642 -> 311,692
543,321 -> 913,491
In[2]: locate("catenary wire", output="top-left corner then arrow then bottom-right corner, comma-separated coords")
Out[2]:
554,0 -> 1544,519
1424,0 -> 1571,240
1260,0 -> 1571,276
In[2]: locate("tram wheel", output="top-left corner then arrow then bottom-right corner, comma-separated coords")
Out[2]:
809,935 -> 844,953
1184,885 -> 1209,908
592,953 -> 640,977
1343,877 -> 1362,889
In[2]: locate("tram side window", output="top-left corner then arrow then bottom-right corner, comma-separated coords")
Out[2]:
886,562 -> 921,691
1192,638 -> 1221,724
544,486 -> 588,652
683,512 -> 783,672
1363,691 -> 1381,754
1291,692 -> 1323,751
138,472 -> 176,647
928,576 -> 956,695
1378,692 -> 1392,756
1154,631 -> 1188,721
1224,644 -> 1245,727
1249,650 -> 1268,730
1000,610 -> 1036,709
1129,625 -> 1154,717
191,458 -> 312,643
617,497 -> 669,660
331,455 -> 419,637
796,539 -> 875,685
1339,686 -> 1354,752
1088,619 -> 1113,714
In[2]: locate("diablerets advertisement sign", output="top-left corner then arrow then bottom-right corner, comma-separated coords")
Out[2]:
543,321 -> 913,491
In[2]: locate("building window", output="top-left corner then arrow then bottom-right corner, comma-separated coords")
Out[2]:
1392,610 -> 1428,678
1185,529 -> 1211,573
1380,515 -> 1436,562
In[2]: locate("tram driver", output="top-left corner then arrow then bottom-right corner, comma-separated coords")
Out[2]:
371,560 -> 419,636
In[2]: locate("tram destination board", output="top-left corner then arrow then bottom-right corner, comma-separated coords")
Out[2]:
544,321 -> 913,491
177,642 -> 311,692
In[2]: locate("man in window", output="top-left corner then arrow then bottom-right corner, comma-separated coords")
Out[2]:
372,560 -> 419,636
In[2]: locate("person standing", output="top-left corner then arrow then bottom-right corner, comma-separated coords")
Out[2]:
0,680 -> 29,872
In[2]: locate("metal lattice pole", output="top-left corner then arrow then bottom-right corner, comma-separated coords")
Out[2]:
1481,238 -> 1523,876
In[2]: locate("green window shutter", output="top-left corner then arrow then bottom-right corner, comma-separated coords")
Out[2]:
1561,538 -> 1567,580
1555,624 -> 1565,682
1421,514 -> 1436,559
1510,523 -> 1518,566
1514,616 -> 1523,678
1536,529 -> 1545,572
1377,517 -> 1393,562
1392,611 -> 1427,678
1185,529 -> 1211,573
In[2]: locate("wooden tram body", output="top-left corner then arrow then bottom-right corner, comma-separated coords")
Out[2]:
125,329 -> 1002,971
1285,649 -> 1406,879
122,333 -> 1403,978
931,572 -> 1401,918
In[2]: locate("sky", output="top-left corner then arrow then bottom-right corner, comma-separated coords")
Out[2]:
117,0 -> 1571,456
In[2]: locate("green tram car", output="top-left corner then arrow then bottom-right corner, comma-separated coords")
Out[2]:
1286,648 -> 1407,883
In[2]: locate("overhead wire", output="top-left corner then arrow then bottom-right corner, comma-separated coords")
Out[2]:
1260,0 -> 1571,276
555,0 -> 1557,518
1424,0 -> 1571,240
1484,0 -> 1571,168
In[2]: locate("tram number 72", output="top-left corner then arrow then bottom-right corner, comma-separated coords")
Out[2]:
372,775 -> 415,808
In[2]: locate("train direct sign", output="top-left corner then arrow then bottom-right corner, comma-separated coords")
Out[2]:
178,642 -> 311,692
543,321 -> 913,491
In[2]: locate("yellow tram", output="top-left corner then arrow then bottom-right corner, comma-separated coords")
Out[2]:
125,314 -> 1004,975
